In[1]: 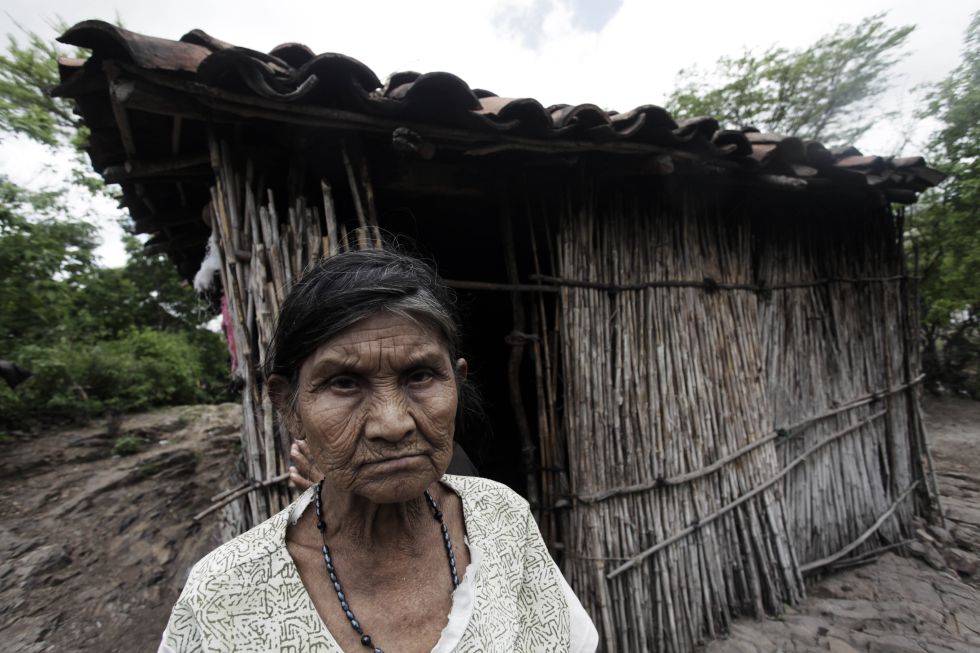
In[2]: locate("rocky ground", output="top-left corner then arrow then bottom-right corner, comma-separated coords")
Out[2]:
0,397 -> 977,652
0,404 -> 243,652
703,395 -> 980,653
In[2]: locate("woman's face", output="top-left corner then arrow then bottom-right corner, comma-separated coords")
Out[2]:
283,312 -> 462,504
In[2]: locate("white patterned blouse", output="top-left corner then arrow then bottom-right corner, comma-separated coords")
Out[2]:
159,474 -> 598,652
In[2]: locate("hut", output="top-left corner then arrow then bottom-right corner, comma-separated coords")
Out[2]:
55,20 -> 946,652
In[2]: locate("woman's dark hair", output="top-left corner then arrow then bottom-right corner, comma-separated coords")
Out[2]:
264,248 -> 483,436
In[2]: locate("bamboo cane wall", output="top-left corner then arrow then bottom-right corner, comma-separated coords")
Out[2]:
755,200 -> 927,566
531,179 -> 933,650
203,138 -> 932,651
546,181 -> 803,652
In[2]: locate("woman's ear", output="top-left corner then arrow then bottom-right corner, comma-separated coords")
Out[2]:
455,358 -> 468,381
267,374 -> 303,439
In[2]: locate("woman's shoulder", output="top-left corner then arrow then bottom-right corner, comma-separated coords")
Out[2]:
441,474 -> 535,542
441,474 -> 529,510
179,505 -> 293,602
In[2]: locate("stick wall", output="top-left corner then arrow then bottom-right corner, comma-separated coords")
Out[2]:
551,181 -> 802,652
202,144 -> 932,651
755,199 -> 924,563
539,179 -> 931,651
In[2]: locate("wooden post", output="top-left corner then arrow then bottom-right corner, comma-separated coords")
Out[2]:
500,196 -> 541,520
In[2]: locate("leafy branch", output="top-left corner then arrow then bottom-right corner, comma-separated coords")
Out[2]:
666,14 -> 914,146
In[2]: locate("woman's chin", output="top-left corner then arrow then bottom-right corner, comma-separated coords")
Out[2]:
352,469 -> 440,504
344,452 -> 451,504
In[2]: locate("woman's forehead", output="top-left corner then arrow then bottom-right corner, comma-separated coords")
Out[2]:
305,313 -> 449,368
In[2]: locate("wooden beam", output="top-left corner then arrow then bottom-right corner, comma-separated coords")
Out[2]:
134,182 -> 158,215
176,181 -> 188,209
133,214 -> 206,235
107,73 -> 209,121
112,62 -> 730,167
107,81 -> 138,158
171,115 -> 183,155
596,154 -> 674,177
103,153 -> 210,182
144,231 -> 203,255
757,173 -> 808,191
445,278 -> 558,293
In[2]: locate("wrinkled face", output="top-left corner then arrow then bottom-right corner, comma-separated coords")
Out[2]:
287,312 -> 460,504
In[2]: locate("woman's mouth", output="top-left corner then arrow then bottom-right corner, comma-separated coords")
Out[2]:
360,453 -> 428,473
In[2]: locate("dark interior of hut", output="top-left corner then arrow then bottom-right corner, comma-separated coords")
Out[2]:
238,128 -> 545,498
380,192 -> 533,496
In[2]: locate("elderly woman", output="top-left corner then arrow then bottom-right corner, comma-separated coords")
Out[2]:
159,249 -> 598,652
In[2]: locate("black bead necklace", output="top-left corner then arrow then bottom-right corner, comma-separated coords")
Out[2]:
314,480 -> 459,653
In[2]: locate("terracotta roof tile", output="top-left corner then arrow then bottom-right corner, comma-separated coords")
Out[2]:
54,20 -> 945,201
61,20 -> 210,73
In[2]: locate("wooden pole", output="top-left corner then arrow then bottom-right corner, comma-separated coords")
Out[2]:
500,196 -> 541,519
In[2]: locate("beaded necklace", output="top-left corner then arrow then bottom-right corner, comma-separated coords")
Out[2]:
314,480 -> 460,653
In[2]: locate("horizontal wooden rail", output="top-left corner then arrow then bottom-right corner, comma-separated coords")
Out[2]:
574,375 -> 923,505
531,273 -> 915,293
444,278 -> 558,293
606,409 -> 887,579
439,275 -> 919,296
193,472 -> 290,522
776,374 -> 924,446
799,481 -> 920,574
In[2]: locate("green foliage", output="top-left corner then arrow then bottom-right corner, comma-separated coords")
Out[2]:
1,329 -> 231,425
667,14 -> 914,145
71,236 -> 216,339
926,13 -> 980,167
0,179 -> 99,346
0,22 -> 76,147
911,11 -> 980,396
0,172 -> 223,371
113,435 -> 146,456
0,19 -> 235,426
0,21 -> 105,195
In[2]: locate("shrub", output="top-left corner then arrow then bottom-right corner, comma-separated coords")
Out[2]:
0,328 -> 233,427
112,435 -> 145,456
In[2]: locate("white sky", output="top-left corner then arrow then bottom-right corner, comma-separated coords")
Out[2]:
0,0 -> 973,267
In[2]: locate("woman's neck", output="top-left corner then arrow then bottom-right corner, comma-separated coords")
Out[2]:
316,484 -> 430,552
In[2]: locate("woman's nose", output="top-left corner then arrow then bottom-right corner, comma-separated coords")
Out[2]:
363,392 -> 415,442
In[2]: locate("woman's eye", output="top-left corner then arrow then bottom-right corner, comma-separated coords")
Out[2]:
328,376 -> 358,391
407,369 -> 434,385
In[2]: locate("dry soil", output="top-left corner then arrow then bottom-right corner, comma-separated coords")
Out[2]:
0,397 -> 977,652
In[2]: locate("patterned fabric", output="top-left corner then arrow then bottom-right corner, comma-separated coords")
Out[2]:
159,475 -> 573,652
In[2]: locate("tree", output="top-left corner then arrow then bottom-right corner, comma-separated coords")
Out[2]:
0,23 -> 234,426
0,21 -> 104,193
0,22 -> 78,146
910,11 -> 980,396
666,14 -> 914,145
71,237 -> 217,339
0,175 -> 233,424
0,177 -> 98,346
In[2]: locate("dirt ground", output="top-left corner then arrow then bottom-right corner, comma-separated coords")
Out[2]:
0,405 -> 243,652
0,397 -> 977,652
702,395 -> 980,653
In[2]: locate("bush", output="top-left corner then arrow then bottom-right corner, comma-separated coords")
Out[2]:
923,317 -> 980,398
0,328 -> 233,427
112,435 -> 146,456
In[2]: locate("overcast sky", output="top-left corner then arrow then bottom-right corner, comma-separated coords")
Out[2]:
0,0 -> 973,267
